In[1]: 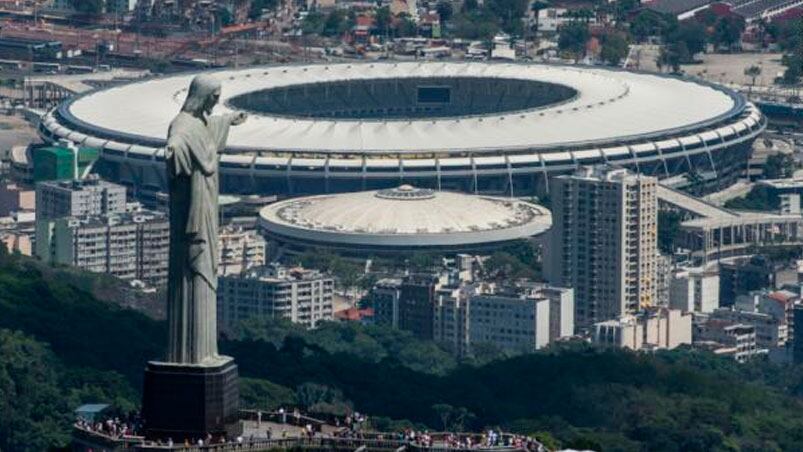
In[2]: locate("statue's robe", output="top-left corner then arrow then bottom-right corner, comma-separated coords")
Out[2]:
165,111 -> 231,365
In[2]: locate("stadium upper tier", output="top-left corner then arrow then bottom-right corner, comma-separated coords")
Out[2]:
39,62 -> 765,196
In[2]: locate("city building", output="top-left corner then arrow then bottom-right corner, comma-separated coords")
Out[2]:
370,278 -> 403,328
695,320 -> 761,363
655,254 -> 672,307
334,307 -> 375,324
259,185 -> 552,257
593,308 -> 692,351
36,176 -> 126,221
669,265 -> 720,314
467,294 -> 551,354
0,183 -> 35,217
398,273 -> 441,340
32,144 -> 99,183
548,166 -> 658,329
218,225 -> 266,276
734,289 -> 799,344
433,284 -> 575,356
217,264 -> 334,331
709,308 -> 788,348
718,256 -> 778,306
793,305 -> 803,364
35,209 -> 169,285
0,229 -> 33,256
41,62 -> 763,198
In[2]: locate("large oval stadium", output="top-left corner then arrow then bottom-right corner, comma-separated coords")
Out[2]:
39,61 -> 765,197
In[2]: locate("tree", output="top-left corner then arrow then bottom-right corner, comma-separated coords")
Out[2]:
485,0 -> 528,34
629,11 -> 677,43
530,0 -> 550,36
657,41 -> 688,73
764,153 -> 795,179
395,14 -> 418,38
0,330 -> 71,451
782,53 -> 802,85
712,16 -> 744,50
302,11 -> 326,35
453,10 -> 499,40
766,19 -> 801,53
613,0 -> 639,23
217,7 -> 234,27
658,211 -> 683,254
240,378 -> 297,410
375,6 -> 392,38
249,0 -> 279,20
436,1 -> 454,24
432,403 -> 454,430
744,65 -> 761,95
484,251 -> 536,280
69,0 -> 103,15
558,21 -> 590,60
322,9 -> 349,37
296,382 -> 352,416
600,33 -> 629,65
669,21 -> 706,59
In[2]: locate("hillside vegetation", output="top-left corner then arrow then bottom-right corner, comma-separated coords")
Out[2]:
1,252 -> 803,451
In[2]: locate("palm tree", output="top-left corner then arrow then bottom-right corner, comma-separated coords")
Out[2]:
744,65 -> 761,96
531,0 -> 550,36
528,0 -> 550,58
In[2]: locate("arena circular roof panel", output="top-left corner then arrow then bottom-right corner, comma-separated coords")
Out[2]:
55,62 -> 744,155
259,185 -> 552,248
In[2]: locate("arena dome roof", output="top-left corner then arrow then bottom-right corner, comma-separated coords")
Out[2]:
259,185 -> 552,250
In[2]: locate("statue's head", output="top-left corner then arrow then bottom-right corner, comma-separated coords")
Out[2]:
181,75 -> 221,117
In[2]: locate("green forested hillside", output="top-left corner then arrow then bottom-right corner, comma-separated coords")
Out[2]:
1,253 -> 803,451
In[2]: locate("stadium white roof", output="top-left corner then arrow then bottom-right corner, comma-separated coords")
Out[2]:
62,62 -> 739,154
259,185 -> 552,247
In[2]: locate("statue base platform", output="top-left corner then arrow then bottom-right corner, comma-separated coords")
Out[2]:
142,356 -> 240,441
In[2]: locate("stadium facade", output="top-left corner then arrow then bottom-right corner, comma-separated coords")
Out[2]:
39,62 -> 765,198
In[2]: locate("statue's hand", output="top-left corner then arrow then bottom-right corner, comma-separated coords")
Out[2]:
230,112 -> 248,126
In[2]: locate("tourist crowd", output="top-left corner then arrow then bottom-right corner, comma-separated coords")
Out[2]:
75,415 -> 141,439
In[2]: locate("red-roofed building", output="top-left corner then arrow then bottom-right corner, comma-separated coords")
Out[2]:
335,307 -> 375,323
349,15 -> 376,45
418,12 -> 441,38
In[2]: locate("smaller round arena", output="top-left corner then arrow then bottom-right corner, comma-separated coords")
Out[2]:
259,185 -> 552,256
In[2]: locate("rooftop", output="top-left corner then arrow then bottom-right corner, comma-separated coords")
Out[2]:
57,62 -> 740,154
259,185 -> 551,248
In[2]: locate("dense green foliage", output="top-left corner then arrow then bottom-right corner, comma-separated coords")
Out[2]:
764,153 -> 797,180
600,33 -> 629,66
658,210 -> 683,254
234,318 -> 459,376
3,253 -> 803,451
69,0 -> 103,15
558,21 -> 590,59
724,186 -> 781,212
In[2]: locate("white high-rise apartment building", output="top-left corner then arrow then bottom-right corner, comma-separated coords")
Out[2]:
431,283 -> 575,356
36,176 -> 127,221
35,210 -> 169,285
218,225 -> 266,276
669,265 -> 720,313
218,264 -> 334,331
549,166 -> 658,329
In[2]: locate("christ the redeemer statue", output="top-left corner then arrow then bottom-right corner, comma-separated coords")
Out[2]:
142,75 -> 246,440
164,74 -> 246,365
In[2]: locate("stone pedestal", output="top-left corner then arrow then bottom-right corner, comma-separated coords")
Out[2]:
142,356 -> 240,441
